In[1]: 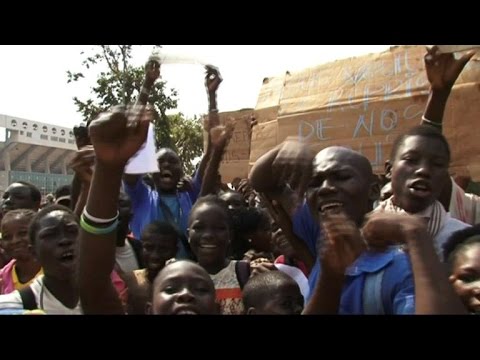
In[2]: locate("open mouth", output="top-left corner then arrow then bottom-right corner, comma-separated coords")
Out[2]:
318,201 -> 344,214
199,244 -> 217,250
174,308 -> 198,315
408,180 -> 432,198
160,170 -> 173,180
59,250 -> 75,264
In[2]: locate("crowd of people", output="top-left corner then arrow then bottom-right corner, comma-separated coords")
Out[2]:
0,46 -> 479,315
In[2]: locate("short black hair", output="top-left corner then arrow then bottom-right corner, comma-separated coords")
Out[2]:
242,271 -> 297,309
141,221 -> 180,241
390,125 -> 451,162
28,204 -> 77,246
1,209 -> 36,229
189,194 -> 231,228
11,181 -> 41,203
443,224 -> 480,270
228,206 -> 271,259
54,185 -> 71,199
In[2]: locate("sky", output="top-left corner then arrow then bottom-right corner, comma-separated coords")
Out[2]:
0,45 -> 393,129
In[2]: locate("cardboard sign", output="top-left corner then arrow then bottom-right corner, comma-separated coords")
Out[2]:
249,45 -> 480,180
202,108 -> 254,182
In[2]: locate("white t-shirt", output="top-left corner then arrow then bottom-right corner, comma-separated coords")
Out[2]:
0,275 -> 82,314
116,240 -> 140,273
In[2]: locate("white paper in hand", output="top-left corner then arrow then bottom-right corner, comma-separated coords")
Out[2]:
124,123 -> 159,174
149,49 -> 208,66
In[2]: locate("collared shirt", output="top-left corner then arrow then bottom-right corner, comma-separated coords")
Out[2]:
123,172 -> 201,259
292,204 -> 415,313
340,246 -> 415,314
306,248 -> 415,314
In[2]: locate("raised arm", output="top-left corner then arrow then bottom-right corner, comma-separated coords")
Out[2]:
421,47 -> 475,210
79,105 -> 151,314
68,146 -> 95,217
196,65 -> 222,180
200,118 -> 236,196
123,59 -> 160,186
362,213 -> 467,314
422,46 -> 475,127
249,139 -> 314,214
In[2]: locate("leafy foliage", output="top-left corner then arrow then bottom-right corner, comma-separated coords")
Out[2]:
67,45 -> 204,173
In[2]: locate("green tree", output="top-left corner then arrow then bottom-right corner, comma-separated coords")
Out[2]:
167,113 -> 204,175
67,45 -> 204,173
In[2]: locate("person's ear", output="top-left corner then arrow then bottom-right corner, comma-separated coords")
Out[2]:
246,307 -> 257,315
145,301 -> 152,315
385,160 -> 392,180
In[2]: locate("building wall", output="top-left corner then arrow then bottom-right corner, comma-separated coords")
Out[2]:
0,114 -> 77,195
8,171 -> 73,195
0,114 -> 76,150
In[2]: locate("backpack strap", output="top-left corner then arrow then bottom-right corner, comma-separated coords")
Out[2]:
157,196 -> 194,260
363,269 -> 385,315
235,260 -> 251,290
19,286 -> 38,311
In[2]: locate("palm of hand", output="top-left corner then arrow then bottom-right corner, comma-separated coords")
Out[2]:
145,61 -> 160,83
206,76 -> 222,93
210,120 -> 235,147
321,213 -> 365,274
425,50 -> 474,90
93,133 -> 144,166
205,66 -> 222,93
427,55 -> 457,89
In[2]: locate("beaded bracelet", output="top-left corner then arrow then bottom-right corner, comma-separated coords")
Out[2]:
83,209 -> 119,224
421,116 -> 442,129
80,215 -> 119,235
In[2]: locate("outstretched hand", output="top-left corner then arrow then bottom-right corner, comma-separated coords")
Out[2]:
209,117 -> 236,148
88,105 -> 152,169
424,46 -> 476,92
205,65 -> 222,94
145,59 -> 161,85
69,146 -> 95,184
272,139 -> 314,202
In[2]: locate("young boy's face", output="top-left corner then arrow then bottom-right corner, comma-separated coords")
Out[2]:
150,261 -> 217,315
142,233 -> 178,279
449,242 -> 480,314
253,280 -> 304,315
0,216 -> 33,261
390,135 -> 449,214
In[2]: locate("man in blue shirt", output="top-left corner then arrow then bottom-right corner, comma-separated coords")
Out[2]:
250,142 -> 415,314
123,64 -> 223,260
123,148 -> 201,259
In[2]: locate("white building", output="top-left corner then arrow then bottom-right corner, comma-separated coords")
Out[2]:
0,114 -> 77,196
